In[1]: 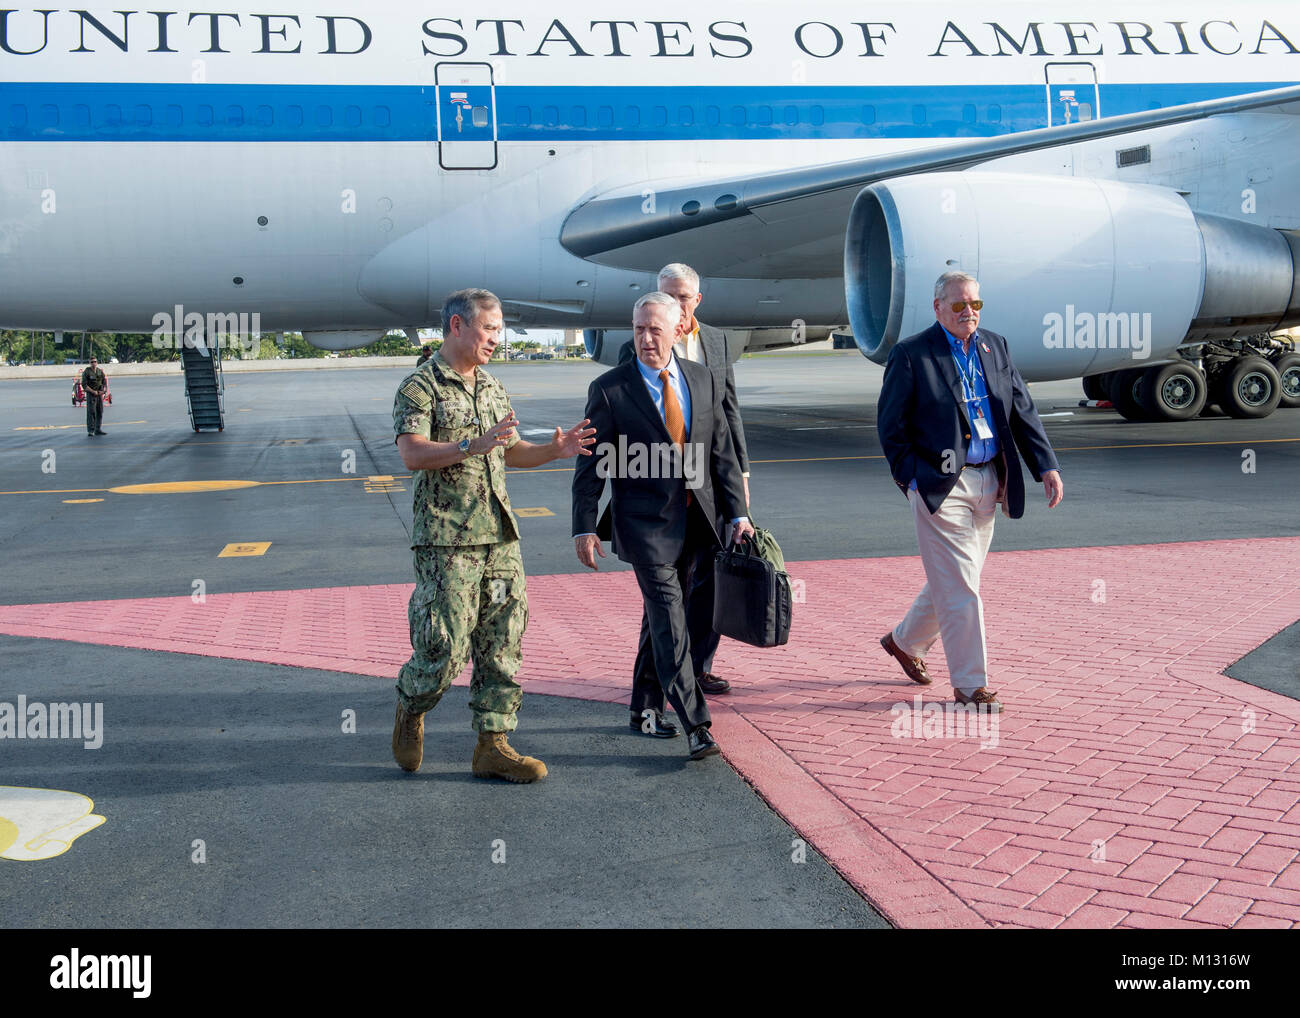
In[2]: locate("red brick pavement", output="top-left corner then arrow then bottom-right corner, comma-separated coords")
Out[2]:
2,537 -> 1298,929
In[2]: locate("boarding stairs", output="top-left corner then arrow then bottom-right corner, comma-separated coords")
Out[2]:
181,340 -> 225,432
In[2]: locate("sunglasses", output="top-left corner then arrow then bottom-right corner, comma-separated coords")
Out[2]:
946,300 -> 984,312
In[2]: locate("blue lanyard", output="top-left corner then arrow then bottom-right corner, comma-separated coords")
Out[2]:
952,346 -> 987,415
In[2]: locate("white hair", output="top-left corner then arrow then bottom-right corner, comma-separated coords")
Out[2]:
633,291 -> 683,323
934,271 -> 979,302
657,263 -> 700,292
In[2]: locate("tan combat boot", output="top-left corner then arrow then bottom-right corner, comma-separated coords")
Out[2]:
472,732 -> 547,783
392,700 -> 425,772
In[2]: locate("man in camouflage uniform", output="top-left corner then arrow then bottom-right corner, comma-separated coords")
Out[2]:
82,356 -> 108,436
391,287 -> 595,782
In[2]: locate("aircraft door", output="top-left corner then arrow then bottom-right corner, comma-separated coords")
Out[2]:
435,62 -> 497,170
1045,62 -> 1100,126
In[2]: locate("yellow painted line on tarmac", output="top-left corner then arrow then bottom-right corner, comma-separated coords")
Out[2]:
1,487 -> 109,495
62,498 -> 104,504
5,435 -> 1295,499
514,506 -> 554,517
14,421 -> 147,431
259,476 -> 362,486
1054,437 -> 1300,453
218,541 -> 271,557
109,480 -> 261,494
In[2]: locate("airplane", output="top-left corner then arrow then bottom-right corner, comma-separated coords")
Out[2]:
3,1 -> 1300,430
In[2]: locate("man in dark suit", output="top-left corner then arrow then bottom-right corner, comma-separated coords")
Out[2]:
616,262 -> 750,695
876,271 -> 1064,712
574,292 -> 753,759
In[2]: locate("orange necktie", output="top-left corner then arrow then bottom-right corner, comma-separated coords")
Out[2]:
659,369 -> 691,505
659,369 -> 686,447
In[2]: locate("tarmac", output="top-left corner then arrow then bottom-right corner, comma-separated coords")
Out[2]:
2,351 -> 1298,928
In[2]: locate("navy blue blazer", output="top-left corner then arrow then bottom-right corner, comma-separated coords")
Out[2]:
876,322 -> 1059,519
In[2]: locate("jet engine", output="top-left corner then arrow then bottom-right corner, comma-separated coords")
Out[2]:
844,171 -> 1300,382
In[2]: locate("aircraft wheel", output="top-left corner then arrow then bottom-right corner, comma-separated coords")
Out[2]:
1271,352 -> 1300,408
1140,363 -> 1206,422
1107,368 -> 1150,421
1218,356 -> 1281,419
1082,374 -> 1109,401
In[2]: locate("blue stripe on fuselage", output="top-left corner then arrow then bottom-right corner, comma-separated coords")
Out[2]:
0,81 -> 1289,142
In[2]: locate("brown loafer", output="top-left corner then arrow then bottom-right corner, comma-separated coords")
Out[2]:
953,687 -> 1003,713
880,632 -> 931,685
698,672 -> 731,695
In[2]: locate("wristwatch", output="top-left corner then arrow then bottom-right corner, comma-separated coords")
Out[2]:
458,438 -> 472,456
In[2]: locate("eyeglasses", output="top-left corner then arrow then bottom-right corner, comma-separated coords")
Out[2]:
946,300 -> 983,312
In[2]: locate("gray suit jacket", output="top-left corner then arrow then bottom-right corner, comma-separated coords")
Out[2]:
617,321 -> 748,472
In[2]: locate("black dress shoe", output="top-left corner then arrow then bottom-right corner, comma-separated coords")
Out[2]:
95,429 -> 107,435
688,725 -> 720,760
630,709 -> 679,738
698,672 -> 731,695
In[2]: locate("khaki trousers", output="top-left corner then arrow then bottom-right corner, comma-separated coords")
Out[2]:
893,463 -> 998,694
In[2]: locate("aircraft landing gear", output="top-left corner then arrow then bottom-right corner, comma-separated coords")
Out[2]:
1213,355 -> 1282,419
1106,368 -> 1150,422
1090,336 -> 1297,422
1271,351 -> 1300,409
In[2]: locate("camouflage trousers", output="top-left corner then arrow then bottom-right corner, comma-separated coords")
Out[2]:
396,541 -> 528,732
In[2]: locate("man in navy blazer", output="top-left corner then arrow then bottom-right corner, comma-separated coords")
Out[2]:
876,271 -> 1063,712
573,292 -> 753,759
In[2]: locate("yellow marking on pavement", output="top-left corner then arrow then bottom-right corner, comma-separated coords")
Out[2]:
218,541 -> 271,557
1054,437 -> 1300,452
14,420 -> 146,431
238,408 -> 252,412
0,487 -> 108,495
62,498 -> 104,504
5,434 -> 1292,500
0,786 -> 106,862
110,480 -> 261,494
259,476 -> 361,486
513,506 -> 554,517
364,474 -> 405,493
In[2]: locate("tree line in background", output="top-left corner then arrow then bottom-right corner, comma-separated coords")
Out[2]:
0,329 -> 431,364
2,329 -> 575,365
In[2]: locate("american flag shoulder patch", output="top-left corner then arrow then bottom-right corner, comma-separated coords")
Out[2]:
399,379 -> 431,408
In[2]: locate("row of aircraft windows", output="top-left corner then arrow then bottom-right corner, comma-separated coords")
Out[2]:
511,104 -> 1003,128
7,102 -> 1006,131
6,103 -> 393,129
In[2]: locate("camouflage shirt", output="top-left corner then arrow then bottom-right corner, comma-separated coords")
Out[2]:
81,366 -> 106,393
392,350 -> 520,547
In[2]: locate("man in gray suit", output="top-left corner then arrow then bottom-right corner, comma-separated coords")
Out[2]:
618,262 -> 750,695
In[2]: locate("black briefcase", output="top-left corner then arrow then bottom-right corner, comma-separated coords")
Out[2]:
711,531 -> 792,648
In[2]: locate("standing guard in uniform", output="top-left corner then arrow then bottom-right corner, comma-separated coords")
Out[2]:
82,356 -> 108,436
390,288 -> 595,781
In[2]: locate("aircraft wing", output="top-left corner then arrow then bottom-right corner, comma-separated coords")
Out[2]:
560,83 -> 1300,279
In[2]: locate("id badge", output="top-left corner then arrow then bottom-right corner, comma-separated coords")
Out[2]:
973,416 -> 994,440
